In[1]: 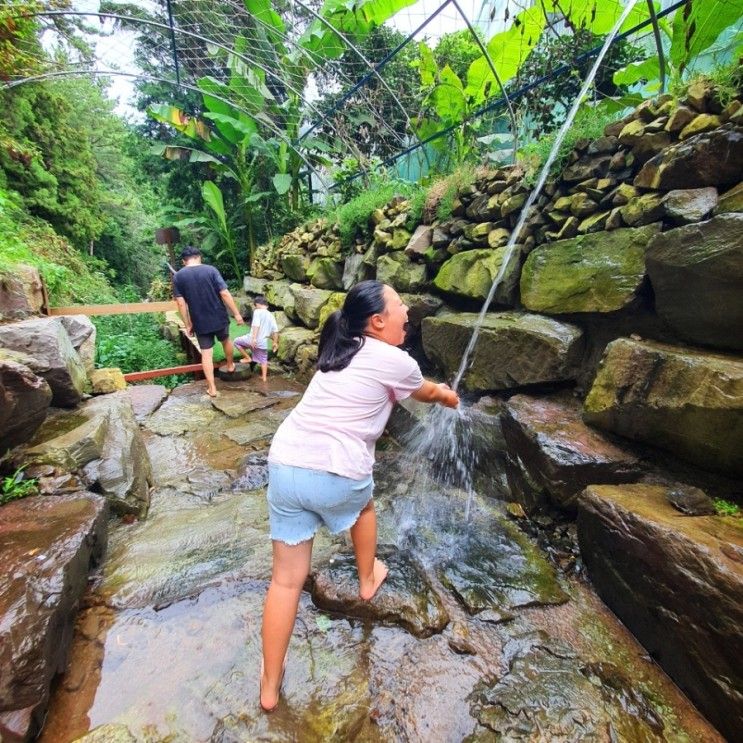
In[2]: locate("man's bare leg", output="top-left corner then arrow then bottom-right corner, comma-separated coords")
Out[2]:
201,346 -> 217,397
222,337 -> 236,372
260,361 -> 268,382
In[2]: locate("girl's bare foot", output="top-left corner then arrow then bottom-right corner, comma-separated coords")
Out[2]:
206,387 -> 218,398
359,558 -> 388,601
239,358 -> 251,364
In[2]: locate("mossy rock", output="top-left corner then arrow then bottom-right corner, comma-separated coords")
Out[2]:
433,247 -> 521,305
308,257 -> 344,290
280,253 -> 310,282
318,291 -> 346,329
520,225 -> 659,314
376,253 -> 426,293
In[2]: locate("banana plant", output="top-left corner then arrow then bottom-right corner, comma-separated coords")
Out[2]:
611,0 -> 743,97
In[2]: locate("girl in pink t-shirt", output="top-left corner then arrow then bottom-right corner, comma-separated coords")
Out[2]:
260,280 -> 459,712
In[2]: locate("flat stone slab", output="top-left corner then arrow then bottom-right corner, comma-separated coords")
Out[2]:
584,337 -> 743,476
475,630 -> 665,740
311,548 -> 449,638
502,393 -> 642,510
125,384 -> 167,422
210,389 -> 279,418
578,484 -> 743,742
437,526 -> 568,614
0,493 -> 107,742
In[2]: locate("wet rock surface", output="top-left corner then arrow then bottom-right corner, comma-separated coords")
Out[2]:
472,631 -> 665,741
311,548 -> 450,637
437,527 -> 568,614
422,312 -> 584,392
646,213 -> 743,351
37,374 -> 725,743
0,350 -> 52,452
0,493 -> 107,743
584,337 -> 743,476
578,484 -> 743,742
502,393 -> 642,511
0,317 -> 88,406
21,392 -> 153,517
520,225 -> 659,313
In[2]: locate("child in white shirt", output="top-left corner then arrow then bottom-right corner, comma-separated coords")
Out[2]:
234,296 -> 279,381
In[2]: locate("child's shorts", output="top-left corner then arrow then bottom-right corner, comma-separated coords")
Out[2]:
267,463 -> 374,545
235,335 -> 268,364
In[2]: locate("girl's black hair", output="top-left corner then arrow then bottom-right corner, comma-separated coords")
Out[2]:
317,280 -> 386,372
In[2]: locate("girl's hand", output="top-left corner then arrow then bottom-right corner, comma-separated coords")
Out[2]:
437,383 -> 460,408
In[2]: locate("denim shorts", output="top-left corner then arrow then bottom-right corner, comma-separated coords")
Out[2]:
267,463 -> 374,545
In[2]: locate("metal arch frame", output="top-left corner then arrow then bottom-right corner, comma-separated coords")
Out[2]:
10,10 -> 336,137
450,0 -> 519,152
292,0 -> 414,142
3,68 -> 332,191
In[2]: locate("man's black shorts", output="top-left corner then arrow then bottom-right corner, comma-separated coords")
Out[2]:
197,326 -> 229,350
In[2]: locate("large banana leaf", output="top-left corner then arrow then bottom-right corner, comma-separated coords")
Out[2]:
670,0 -> 743,72
202,181 -> 228,233
148,103 -> 211,141
150,143 -> 225,165
543,0 -> 650,34
465,4 -> 546,105
299,0 -> 418,61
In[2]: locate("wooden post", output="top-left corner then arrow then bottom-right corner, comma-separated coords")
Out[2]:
155,227 -> 181,282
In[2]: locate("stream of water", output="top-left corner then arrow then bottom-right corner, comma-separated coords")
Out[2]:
404,0 -> 641,521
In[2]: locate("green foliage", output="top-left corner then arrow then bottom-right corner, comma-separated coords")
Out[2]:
518,105 -> 617,185
0,80 -> 106,248
1,467 -> 38,506
428,165 -> 477,222
334,177 -> 421,249
0,186 -> 117,305
612,0 -> 743,95
94,312 -> 187,389
515,29 -> 644,138
714,498 -> 742,518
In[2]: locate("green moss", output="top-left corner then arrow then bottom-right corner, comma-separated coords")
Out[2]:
334,179 -> 422,250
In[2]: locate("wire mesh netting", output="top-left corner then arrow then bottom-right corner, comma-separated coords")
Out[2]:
3,0 -> 742,195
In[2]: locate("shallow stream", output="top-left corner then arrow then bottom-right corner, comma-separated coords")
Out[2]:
40,377 -> 722,742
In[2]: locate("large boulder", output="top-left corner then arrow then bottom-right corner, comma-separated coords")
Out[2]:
307,257 -> 344,290
502,394 -> 642,511
0,493 -> 107,743
22,392 -> 153,516
520,225 -> 659,313
577,484 -> 743,742
0,317 -> 87,406
376,252 -> 426,293
0,350 -> 52,453
264,280 -> 296,320
634,127 -> 743,190
58,315 -> 96,375
422,312 -> 584,392
584,338 -> 743,476
0,264 -> 45,322
280,253 -> 309,282
290,285 -> 334,329
276,326 -> 316,364
433,246 -> 521,305
645,214 -> 743,351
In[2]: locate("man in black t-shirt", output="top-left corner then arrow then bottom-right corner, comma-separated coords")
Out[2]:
173,245 -> 245,397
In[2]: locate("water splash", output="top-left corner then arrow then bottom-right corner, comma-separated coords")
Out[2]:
452,0 -> 640,392
405,0 -> 640,520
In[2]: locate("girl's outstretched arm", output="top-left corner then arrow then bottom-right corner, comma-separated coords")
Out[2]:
411,380 -> 460,408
